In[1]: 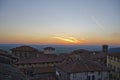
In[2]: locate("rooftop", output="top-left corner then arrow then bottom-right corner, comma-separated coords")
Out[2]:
57,57 -> 108,73
31,77 -> 56,80
0,63 -> 25,80
108,53 -> 120,58
0,49 -> 8,55
70,49 -> 107,61
11,45 -> 38,52
0,49 -> 16,59
15,54 -> 62,64
44,47 -> 55,50
33,66 -> 55,74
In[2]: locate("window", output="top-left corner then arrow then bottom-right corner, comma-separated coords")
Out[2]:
98,72 -> 101,75
114,66 -> 116,72
73,74 -> 76,78
91,71 -> 94,73
117,58 -> 119,62
24,53 -> 27,57
88,76 -> 90,80
19,53 -> 21,57
114,57 -> 116,61
92,75 -> 95,80
110,64 -> 112,69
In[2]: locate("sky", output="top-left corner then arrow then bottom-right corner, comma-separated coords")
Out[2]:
0,0 -> 120,45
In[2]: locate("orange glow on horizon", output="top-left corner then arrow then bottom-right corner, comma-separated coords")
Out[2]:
0,35 -> 120,45
53,36 -> 80,44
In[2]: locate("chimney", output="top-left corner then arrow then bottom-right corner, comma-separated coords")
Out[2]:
102,45 -> 108,53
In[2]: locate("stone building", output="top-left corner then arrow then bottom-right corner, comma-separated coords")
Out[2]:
102,45 -> 108,53
0,49 -> 17,64
107,53 -> 120,80
10,45 -> 61,80
15,53 -> 62,69
10,45 -> 39,58
56,57 -> 109,80
0,49 -> 25,80
44,47 -> 55,54
70,49 -> 107,66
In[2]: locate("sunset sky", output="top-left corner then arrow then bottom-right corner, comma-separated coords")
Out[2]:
0,0 -> 120,45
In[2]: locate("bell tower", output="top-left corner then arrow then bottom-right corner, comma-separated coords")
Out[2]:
102,45 -> 108,53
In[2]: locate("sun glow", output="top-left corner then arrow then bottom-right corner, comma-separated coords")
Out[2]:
53,36 -> 81,44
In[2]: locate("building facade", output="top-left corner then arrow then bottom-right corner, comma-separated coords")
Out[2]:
10,45 -> 39,58
107,53 -> 120,80
44,47 -> 55,54
56,57 -> 109,80
0,49 -> 25,80
10,45 -> 61,80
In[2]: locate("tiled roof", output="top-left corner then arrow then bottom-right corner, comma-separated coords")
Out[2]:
0,49 -> 8,55
33,66 -> 55,74
15,54 -> 62,64
70,49 -> 107,61
0,49 -> 16,59
0,63 -> 25,80
20,66 -> 55,74
57,57 -> 108,73
31,77 -> 56,80
44,47 -> 55,50
108,53 -> 120,58
11,45 -> 38,52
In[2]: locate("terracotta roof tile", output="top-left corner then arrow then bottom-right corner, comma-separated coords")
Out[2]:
108,53 -> 120,58
20,66 -> 55,74
57,57 -> 108,73
0,63 -> 25,80
0,49 -> 8,55
70,49 -> 107,61
11,45 -> 38,52
31,77 -> 56,80
15,54 -> 62,64
33,66 -> 55,74
0,49 -> 16,59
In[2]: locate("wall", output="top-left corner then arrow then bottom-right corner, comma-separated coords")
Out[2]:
56,67 -> 70,80
107,55 -> 120,80
69,71 -> 109,80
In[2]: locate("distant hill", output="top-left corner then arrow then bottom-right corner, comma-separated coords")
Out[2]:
0,44 -> 120,54
109,47 -> 120,53
0,44 -> 101,53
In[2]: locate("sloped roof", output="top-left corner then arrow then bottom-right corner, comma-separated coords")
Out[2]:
0,63 -> 25,80
11,45 -> 38,52
0,49 -> 16,59
0,49 -> 8,55
33,66 -> 55,74
57,57 -> 108,73
31,76 -> 56,80
15,54 -> 62,64
108,53 -> 120,58
70,49 -> 107,61
44,47 -> 55,50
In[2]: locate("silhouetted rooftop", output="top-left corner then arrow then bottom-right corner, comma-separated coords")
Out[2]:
44,47 -> 55,50
11,45 -> 38,52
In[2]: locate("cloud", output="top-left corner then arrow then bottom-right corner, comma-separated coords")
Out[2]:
91,16 -> 105,31
53,36 -> 80,43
